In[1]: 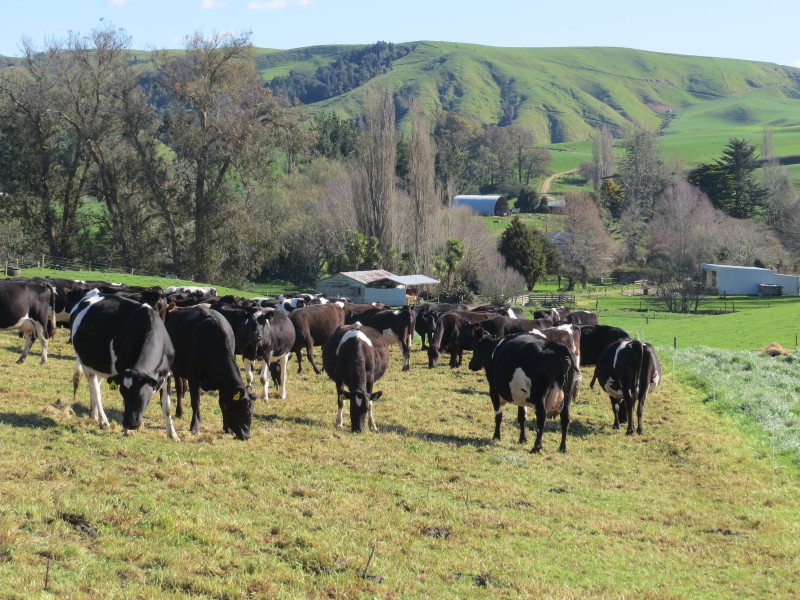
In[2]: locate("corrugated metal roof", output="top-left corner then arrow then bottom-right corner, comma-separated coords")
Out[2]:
339,270 -> 396,284
700,263 -> 774,272
452,195 -> 506,216
388,275 -> 439,285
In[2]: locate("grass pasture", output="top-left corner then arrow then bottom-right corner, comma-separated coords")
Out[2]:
1,282 -> 800,596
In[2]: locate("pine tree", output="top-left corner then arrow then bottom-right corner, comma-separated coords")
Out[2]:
498,217 -> 546,291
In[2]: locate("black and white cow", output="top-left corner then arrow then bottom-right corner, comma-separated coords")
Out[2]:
0,280 -> 56,364
165,306 -> 255,440
70,290 -> 177,439
469,329 -> 581,453
359,306 -> 414,371
289,303 -> 346,374
589,339 -> 662,435
246,308 -> 296,400
322,323 -> 390,432
578,325 -> 630,366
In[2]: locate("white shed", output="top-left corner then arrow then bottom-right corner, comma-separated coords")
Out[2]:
315,270 -> 439,305
452,195 -> 510,216
699,263 -> 799,295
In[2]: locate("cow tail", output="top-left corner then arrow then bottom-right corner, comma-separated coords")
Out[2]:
48,284 -> 57,338
632,340 -> 644,401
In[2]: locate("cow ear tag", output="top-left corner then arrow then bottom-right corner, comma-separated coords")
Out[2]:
233,391 -> 242,401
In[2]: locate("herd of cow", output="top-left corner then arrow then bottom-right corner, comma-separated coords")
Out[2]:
0,276 -> 662,452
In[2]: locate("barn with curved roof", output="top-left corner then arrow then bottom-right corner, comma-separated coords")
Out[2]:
452,194 -> 510,216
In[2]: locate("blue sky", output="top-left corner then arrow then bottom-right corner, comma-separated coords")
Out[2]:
1,0 -> 798,67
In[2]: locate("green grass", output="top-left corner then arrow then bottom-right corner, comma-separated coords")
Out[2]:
481,213 -> 565,238
1,271 -> 800,596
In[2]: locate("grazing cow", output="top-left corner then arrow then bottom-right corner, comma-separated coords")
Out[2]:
428,311 -> 493,368
248,308 -> 296,400
469,329 -> 581,453
534,306 -> 570,321
290,303 -> 346,374
165,306 -> 255,440
578,325 -> 630,366
70,291 -> 177,439
0,280 -> 56,364
590,339 -> 662,435
530,324 -> 582,367
322,323 -> 390,432
359,306 -> 414,371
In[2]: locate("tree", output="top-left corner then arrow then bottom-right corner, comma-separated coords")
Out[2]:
407,100 -> 438,273
478,249 -> 527,304
497,216 -> 546,291
352,87 -> 397,262
617,125 -> 667,218
561,192 -> 615,289
589,125 -> 614,191
688,138 -> 768,219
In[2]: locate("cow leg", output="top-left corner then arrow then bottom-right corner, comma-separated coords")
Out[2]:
17,328 -> 35,364
218,394 -> 231,434
175,377 -> 186,419
33,320 -> 48,364
72,359 -> 82,402
278,353 -> 289,400
189,381 -> 202,435
295,349 -> 304,374
334,384 -> 344,429
367,381 -> 378,432
517,406 -> 527,444
400,337 -> 410,372
558,402 -> 571,453
306,344 -> 321,375
623,388 -> 636,436
159,378 -> 180,442
490,390 -> 502,441
259,357 -> 269,400
85,370 -> 110,429
636,394 -> 647,435
610,398 -> 621,429
531,403 -> 546,453
243,357 -> 255,388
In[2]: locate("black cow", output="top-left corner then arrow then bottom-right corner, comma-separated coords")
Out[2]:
289,303 -> 346,374
359,306 -> 414,371
428,311 -> 494,368
578,325 -> 630,366
590,339 -> 662,435
458,315 -> 554,353
322,323 -> 390,432
562,310 -> 598,326
0,280 -> 56,364
70,290 -> 177,439
412,303 -> 467,350
166,306 -> 255,440
469,329 -> 581,453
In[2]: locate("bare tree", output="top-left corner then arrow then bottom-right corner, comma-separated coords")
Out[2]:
561,192 -> 615,288
478,249 -> 526,304
352,87 -> 397,262
407,101 -> 438,272
590,125 -> 615,191
617,124 -> 667,217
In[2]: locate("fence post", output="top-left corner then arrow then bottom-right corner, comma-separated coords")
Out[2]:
673,336 -> 677,350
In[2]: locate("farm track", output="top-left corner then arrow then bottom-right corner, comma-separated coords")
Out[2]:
0,328 -> 798,598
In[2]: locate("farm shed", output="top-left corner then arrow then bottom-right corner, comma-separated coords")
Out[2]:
699,263 -> 799,296
452,194 -> 509,216
315,270 -> 439,305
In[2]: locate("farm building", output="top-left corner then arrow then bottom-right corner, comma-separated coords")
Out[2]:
452,194 -> 510,216
699,263 -> 800,296
315,270 -> 439,305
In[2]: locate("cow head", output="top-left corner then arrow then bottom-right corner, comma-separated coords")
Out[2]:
220,385 -> 256,440
345,389 -> 382,432
109,369 -> 161,431
427,344 -> 441,368
468,327 -> 498,372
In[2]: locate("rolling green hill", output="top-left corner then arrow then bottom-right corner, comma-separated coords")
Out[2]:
258,42 -> 800,146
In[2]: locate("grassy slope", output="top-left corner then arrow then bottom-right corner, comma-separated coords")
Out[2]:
0,271 -> 799,596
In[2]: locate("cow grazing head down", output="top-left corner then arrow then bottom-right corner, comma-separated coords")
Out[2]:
221,386 -> 257,440
347,389 -> 383,433
108,369 -> 162,432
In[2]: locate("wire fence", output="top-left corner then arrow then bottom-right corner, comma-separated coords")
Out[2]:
3,254 -> 166,278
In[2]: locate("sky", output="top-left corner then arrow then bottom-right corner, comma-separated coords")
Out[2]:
1,0 -> 799,67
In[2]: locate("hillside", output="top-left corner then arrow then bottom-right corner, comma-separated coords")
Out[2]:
259,42 -> 800,144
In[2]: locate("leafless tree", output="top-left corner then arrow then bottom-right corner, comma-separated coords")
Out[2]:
561,192 -> 615,288
478,249 -> 526,304
590,125 -> 615,190
352,87 -> 397,262
407,101 -> 438,272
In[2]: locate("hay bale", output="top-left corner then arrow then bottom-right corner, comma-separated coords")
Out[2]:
762,343 -> 791,357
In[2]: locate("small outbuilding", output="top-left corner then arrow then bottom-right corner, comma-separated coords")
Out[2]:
315,270 -> 439,306
699,263 -> 799,296
452,194 -> 510,216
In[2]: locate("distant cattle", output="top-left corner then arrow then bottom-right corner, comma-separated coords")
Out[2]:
0,280 -> 56,364
590,339 -> 662,435
471,304 -> 523,319
469,329 -> 581,453
165,285 -> 217,296
289,303 -> 346,374
428,311 -> 494,368
577,325 -> 630,366
561,310 -> 598,327
165,306 -> 255,440
70,291 -> 177,439
412,303 -> 467,350
322,323 -> 390,432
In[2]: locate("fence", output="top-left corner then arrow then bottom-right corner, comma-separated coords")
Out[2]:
507,292 -> 576,307
5,254 -> 161,278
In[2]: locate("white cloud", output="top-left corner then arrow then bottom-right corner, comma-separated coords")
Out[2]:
248,0 -> 288,9
792,59 -> 800,68
201,0 -> 227,8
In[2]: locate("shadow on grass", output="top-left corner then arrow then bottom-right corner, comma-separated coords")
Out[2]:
0,411 -> 59,429
379,422 -> 494,448
256,412 -> 319,427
